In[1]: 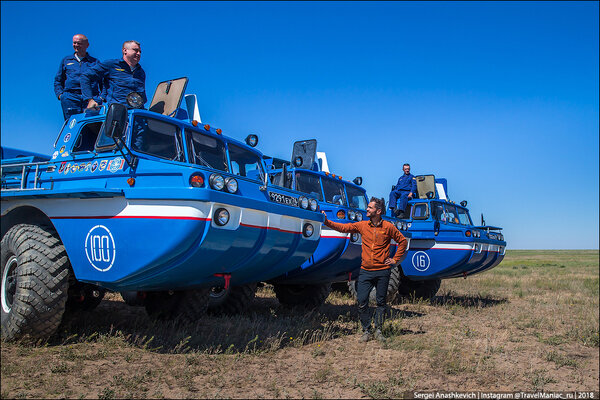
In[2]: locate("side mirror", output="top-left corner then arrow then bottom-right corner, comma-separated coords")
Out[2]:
105,103 -> 128,139
460,200 -> 468,207
353,176 -> 363,186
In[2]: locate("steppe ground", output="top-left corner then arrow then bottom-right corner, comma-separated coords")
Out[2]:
1,250 -> 599,399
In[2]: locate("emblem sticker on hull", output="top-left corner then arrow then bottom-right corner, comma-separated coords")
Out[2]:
64,133 -> 71,143
99,160 -> 108,171
412,251 -> 431,272
85,225 -> 116,272
108,157 -> 125,173
69,119 -> 76,129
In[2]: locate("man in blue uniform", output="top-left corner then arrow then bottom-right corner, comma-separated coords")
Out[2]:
388,163 -> 417,218
82,40 -> 146,109
54,34 -> 103,120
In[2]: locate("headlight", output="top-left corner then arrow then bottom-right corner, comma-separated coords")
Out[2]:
126,92 -> 144,109
309,198 -> 318,211
396,221 -> 403,230
355,212 -> 363,221
214,208 -> 230,226
298,196 -> 309,209
302,223 -> 314,237
225,177 -> 238,193
348,210 -> 356,221
350,233 -> 360,242
209,174 -> 225,190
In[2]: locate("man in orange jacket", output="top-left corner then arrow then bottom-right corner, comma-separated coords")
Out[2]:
323,197 -> 408,342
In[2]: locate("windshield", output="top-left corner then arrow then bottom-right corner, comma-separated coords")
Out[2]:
228,144 -> 265,182
131,116 -> 184,161
322,177 -> 347,205
185,129 -> 228,171
345,185 -> 368,210
456,207 -> 473,225
444,204 -> 460,224
295,172 -> 323,201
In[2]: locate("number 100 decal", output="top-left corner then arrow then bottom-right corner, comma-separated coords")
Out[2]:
85,225 -> 116,272
412,251 -> 431,272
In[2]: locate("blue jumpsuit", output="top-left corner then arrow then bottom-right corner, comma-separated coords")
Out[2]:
81,59 -> 146,108
54,53 -> 102,120
388,173 -> 417,212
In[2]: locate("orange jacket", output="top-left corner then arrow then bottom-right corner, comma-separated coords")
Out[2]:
324,218 -> 408,271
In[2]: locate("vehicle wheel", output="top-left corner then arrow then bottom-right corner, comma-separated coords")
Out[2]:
144,288 -> 209,322
330,282 -> 350,295
120,291 -> 145,307
347,266 -> 401,305
207,283 -> 257,315
396,278 -> 441,302
1,224 -> 70,341
273,283 -> 331,309
65,282 -> 106,312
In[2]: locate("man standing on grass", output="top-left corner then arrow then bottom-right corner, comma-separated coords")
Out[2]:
322,197 -> 408,342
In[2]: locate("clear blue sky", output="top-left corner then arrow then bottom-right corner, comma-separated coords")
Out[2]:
1,1 -> 598,249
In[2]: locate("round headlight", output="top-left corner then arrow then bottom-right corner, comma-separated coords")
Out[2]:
309,198 -> 318,211
299,196 -> 309,209
350,232 -> 360,243
214,208 -> 230,226
396,221 -> 403,230
209,174 -> 225,190
356,212 -> 363,221
225,177 -> 238,193
245,134 -> 259,147
303,223 -> 314,237
126,92 -> 144,109
348,210 -> 356,221
294,156 -> 303,167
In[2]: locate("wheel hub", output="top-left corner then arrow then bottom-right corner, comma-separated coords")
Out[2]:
210,286 -> 227,299
1,255 -> 18,314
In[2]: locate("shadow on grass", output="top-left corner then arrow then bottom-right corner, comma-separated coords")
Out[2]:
430,292 -> 508,308
46,295 -> 390,354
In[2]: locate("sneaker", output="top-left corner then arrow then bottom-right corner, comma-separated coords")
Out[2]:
374,329 -> 386,343
359,331 -> 372,343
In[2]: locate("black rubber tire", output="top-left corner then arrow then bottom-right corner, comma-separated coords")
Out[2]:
396,278 -> 442,302
347,266 -> 401,305
120,291 -> 145,307
330,282 -> 351,295
144,288 -> 210,322
273,283 -> 331,309
1,224 -> 70,341
65,281 -> 106,312
207,283 -> 257,315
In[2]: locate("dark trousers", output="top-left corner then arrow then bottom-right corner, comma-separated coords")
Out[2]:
388,189 -> 410,212
357,268 -> 391,332
60,91 -> 86,120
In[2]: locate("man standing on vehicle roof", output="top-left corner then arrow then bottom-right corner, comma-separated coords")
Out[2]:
322,197 -> 408,343
389,163 -> 417,218
54,34 -> 103,120
81,40 -> 146,109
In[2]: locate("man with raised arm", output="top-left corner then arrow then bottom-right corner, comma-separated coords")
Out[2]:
322,197 -> 408,342
81,40 -> 146,109
54,34 -> 102,120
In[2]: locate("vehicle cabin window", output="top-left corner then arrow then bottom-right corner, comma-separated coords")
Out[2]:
131,116 -> 184,161
73,122 -> 103,153
456,207 -> 473,225
322,178 -> 347,206
295,172 -> 323,201
185,129 -> 228,171
432,202 -> 446,222
95,118 -> 125,151
345,185 -> 368,210
444,204 -> 460,224
412,203 -> 429,220
229,144 -> 264,182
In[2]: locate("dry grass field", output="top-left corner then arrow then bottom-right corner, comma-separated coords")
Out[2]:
1,250 -> 598,399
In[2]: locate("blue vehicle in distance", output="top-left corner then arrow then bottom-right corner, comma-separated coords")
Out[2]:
1,78 -> 323,341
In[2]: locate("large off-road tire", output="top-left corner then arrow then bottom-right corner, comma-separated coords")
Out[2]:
347,266 -> 401,305
396,278 -> 441,302
144,288 -> 210,322
65,281 -> 106,312
273,283 -> 331,309
207,283 -> 257,315
1,224 -> 70,341
120,290 -> 145,307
